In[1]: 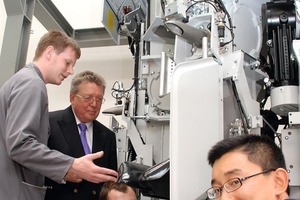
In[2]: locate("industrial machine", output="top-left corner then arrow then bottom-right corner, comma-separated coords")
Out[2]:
101,0 -> 300,199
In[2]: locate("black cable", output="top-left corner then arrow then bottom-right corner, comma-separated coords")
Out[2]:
274,132 -> 282,148
262,117 -> 282,147
160,0 -> 166,14
231,79 -> 250,134
215,0 -> 235,47
111,78 -> 138,92
187,0 -> 219,14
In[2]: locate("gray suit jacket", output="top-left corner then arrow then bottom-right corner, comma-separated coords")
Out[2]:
44,106 -> 118,200
0,63 -> 74,200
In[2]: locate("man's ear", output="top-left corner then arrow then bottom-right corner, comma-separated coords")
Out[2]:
45,46 -> 54,60
70,93 -> 75,104
274,168 -> 289,196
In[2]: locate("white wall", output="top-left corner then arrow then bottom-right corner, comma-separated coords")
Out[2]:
0,0 -> 133,127
0,0 -> 6,56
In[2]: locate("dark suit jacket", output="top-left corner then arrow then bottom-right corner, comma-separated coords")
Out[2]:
44,106 -> 118,200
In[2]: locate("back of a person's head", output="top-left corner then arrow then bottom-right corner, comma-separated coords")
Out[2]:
207,134 -> 287,171
99,181 -> 137,200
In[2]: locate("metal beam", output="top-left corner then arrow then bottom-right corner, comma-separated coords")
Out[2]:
34,0 -> 127,47
0,0 -> 35,86
34,0 -> 73,36
74,28 -> 128,48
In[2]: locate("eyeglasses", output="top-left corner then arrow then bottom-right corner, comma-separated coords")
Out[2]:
206,169 -> 276,199
75,94 -> 105,104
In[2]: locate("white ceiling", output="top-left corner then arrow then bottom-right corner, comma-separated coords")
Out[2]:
51,0 -> 104,29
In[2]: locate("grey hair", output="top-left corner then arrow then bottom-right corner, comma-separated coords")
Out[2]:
70,70 -> 106,94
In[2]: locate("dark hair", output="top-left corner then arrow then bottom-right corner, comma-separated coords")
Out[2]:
99,181 -> 136,200
208,134 -> 287,171
33,30 -> 81,61
207,134 -> 289,194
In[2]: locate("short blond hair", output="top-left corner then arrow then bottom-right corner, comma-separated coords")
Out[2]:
33,30 -> 81,61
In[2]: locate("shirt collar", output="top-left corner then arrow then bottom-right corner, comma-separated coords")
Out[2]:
72,108 -> 92,129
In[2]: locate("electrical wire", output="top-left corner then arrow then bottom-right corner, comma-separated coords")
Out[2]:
185,0 -> 235,47
214,0 -> 235,47
160,0 -> 166,14
111,81 -> 134,101
231,79 -> 250,134
187,0 -> 219,14
262,117 -> 282,147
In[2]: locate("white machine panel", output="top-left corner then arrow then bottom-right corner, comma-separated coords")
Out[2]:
170,57 -> 223,199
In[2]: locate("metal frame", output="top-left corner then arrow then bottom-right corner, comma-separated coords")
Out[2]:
0,0 -> 128,86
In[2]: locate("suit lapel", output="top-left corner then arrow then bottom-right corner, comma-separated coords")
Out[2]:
58,107 -> 86,158
92,122 -> 105,153
92,122 -> 108,166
